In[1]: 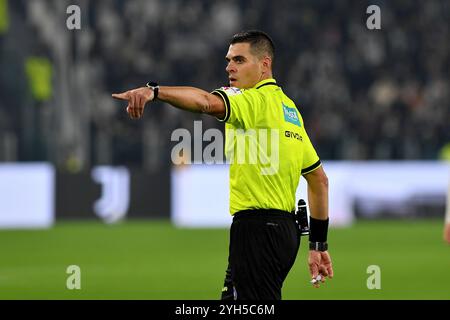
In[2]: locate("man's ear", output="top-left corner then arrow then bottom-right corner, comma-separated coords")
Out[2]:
262,56 -> 272,72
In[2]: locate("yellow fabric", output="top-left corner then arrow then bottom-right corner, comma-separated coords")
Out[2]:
439,143 -> 450,161
212,78 -> 321,214
25,57 -> 53,101
0,0 -> 9,34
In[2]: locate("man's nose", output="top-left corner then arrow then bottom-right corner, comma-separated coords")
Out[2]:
226,63 -> 235,73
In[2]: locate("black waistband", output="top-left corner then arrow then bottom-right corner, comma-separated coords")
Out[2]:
233,209 -> 295,221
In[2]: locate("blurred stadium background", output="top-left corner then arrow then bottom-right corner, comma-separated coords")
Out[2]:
0,0 -> 449,299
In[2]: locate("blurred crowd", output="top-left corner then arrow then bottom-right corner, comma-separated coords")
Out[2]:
0,0 -> 449,171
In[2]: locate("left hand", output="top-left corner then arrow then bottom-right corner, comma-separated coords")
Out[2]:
308,250 -> 334,288
112,87 -> 154,119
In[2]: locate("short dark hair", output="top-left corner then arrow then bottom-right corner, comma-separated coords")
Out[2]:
230,30 -> 275,62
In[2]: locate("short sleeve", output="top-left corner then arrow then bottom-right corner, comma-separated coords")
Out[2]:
301,129 -> 322,175
211,87 -> 260,129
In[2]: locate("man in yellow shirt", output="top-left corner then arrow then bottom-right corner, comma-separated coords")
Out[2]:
113,30 -> 333,299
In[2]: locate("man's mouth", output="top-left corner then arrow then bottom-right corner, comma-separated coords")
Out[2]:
229,78 -> 237,83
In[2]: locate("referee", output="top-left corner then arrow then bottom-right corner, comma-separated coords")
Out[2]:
113,30 -> 334,300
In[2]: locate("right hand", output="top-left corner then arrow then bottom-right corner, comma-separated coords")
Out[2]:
308,250 -> 334,288
112,87 -> 154,119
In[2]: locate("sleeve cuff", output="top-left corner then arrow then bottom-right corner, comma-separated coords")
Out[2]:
211,89 -> 231,122
301,160 -> 322,175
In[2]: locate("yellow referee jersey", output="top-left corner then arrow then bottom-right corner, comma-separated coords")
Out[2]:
212,78 -> 321,214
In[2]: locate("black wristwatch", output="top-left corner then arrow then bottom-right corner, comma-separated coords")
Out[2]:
146,82 -> 159,101
309,241 -> 328,251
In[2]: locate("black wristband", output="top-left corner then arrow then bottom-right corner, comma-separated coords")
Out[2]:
146,82 -> 159,101
309,241 -> 328,251
309,217 -> 329,243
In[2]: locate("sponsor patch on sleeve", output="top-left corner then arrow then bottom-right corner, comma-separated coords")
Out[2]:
220,87 -> 243,96
282,103 -> 302,127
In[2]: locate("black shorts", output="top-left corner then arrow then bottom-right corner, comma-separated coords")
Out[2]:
221,209 -> 301,300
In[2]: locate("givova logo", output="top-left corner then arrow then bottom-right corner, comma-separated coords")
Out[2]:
282,103 -> 301,127
285,130 -> 302,141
